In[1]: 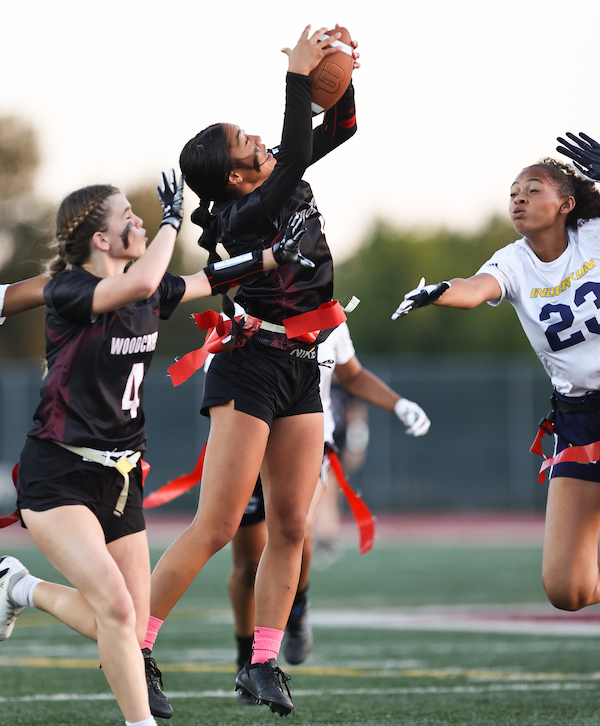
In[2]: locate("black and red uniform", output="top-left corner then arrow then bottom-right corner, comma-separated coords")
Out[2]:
211,72 -> 356,341
17,254 -> 268,541
202,73 -> 357,425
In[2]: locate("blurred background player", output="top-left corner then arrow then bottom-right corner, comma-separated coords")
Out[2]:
228,320 -> 430,686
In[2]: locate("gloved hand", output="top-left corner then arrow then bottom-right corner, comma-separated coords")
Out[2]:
157,169 -> 185,231
394,398 -> 430,436
392,277 -> 450,320
273,212 -> 316,268
556,132 -> 600,181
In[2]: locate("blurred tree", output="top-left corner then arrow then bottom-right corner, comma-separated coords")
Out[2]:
334,216 -> 535,356
0,116 -> 50,359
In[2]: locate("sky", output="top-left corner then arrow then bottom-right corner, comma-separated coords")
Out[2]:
3,0 -> 600,266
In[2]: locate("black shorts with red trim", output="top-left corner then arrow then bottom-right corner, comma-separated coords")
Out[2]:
201,338 -> 322,427
551,390 -> 600,482
17,436 -> 146,544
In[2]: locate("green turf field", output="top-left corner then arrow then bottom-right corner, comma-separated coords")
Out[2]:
2,537 -> 600,726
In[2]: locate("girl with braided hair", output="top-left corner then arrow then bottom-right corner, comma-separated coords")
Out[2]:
393,139 -> 600,628
0,172 -> 303,726
143,25 -> 359,717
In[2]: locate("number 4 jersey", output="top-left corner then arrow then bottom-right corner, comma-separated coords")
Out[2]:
28,265 -> 185,451
478,217 -> 600,396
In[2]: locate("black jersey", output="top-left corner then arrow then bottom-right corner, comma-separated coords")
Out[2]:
210,73 -> 357,325
28,265 -> 185,451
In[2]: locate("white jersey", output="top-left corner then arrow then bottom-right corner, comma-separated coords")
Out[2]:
477,217 -> 600,396
318,322 -> 355,443
0,283 -> 7,325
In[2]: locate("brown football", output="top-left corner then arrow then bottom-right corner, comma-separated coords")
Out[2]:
309,27 -> 354,116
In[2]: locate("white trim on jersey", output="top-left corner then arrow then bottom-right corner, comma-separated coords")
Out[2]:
477,217 -> 600,396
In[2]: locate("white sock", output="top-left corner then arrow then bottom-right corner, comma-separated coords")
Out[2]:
125,718 -> 157,726
10,574 -> 42,608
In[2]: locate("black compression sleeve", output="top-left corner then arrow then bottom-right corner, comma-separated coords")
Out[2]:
312,81 -> 357,163
259,73 -> 313,220
204,250 -> 264,295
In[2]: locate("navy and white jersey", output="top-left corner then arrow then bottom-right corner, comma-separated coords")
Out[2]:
478,218 -> 600,396
209,72 -> 357,325
28,265 -> 185,450
0,283 -> 7,325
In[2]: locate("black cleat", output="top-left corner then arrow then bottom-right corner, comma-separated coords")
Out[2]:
235,658 -> 293,716
283,601 -> 313,665
143,648 -> 173,719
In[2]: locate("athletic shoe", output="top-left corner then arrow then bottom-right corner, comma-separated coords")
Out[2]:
283,601 -> 313,665
0,556 -> 28,641
142,648 -> 173,719
235,659 -> 293,716
236,689 -> 258,706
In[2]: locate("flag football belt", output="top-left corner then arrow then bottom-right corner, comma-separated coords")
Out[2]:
168,300 -> 347,387
55,442 -> 142,517
530,391 -> 600,483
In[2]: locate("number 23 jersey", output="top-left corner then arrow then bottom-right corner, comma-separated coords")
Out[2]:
28,265 -> 185,451
478,217 -> 600,396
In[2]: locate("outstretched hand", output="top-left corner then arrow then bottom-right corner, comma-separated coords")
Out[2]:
273,212 -> 315,268
157,169 -> 185,231
556,132 -> 600,181
392,278 -> 450,320
281,24 -> 342,75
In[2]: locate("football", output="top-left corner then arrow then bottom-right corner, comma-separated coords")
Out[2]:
309,27 -> 354,116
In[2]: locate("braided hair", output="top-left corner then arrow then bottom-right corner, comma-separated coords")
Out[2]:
180,124 -> 247,345
531,158 -> 600,230
47,184 -> 119,277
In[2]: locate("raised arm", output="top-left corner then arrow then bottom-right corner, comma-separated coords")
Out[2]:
91,171 -> 184,315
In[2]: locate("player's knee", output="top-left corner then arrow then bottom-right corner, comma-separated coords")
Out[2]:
276,513 -> 306,547
97,588 -> 137,630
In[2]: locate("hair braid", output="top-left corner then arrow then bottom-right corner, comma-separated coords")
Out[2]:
47,184 -> 119,276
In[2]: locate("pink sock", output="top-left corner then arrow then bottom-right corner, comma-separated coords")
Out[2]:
142,615 -> 163,651
251,626 -> 284,664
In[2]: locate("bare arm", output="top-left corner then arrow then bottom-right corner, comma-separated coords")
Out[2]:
2,275 -> 49,316
335,355 -> 430,436
335,356 -> 400,411
91,224 -> 178,315
434,273 -> 502,309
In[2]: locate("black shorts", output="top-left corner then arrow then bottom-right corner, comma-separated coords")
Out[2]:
17,436 -> 146,544
202,339 -> 322,427
551,390 -> 600,482
239,478 -> 266,527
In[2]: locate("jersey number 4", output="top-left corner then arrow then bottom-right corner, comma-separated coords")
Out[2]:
122,362 -> 145,419
541,281 -> 600,352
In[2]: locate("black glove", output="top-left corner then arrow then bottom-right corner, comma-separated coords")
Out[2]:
157,169 -> 185,231
392,278 -> 450,320
272,212 -> 315,268
556,132 -> 600,181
